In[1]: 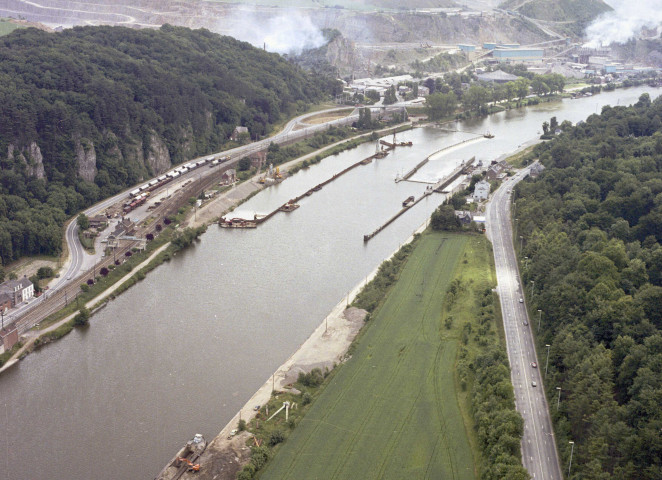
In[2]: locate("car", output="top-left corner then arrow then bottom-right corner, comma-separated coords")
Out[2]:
227,429 -> 238,439
532,380 -> 537,387
519,298 -> 524,303
531,362 -> 537,368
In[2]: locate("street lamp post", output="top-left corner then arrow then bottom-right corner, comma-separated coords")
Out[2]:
537,309 -> 542,332
568,441 -> 575,478
530,280 -> 535,298
556,386 -> 562,410
1,309 -> 4,330
545,344 -> 551,377
519,235 -> 524,251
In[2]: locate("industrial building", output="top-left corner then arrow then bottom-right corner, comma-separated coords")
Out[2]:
458,44 -> 476,52
492,48 -> 544,62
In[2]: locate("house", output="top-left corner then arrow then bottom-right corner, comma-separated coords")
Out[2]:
0,276 -> 34,307
108,217 -> 136,241
88,215 -> 108,230
230,126 -> 249,142
530,162 -> 545,178
418,85 -> 430,96
0,291 -> 11,312
454,210 -> 473,225
473,180 -> 491,201
485,160 -> 510,180
1,325 -> 19,351
221,169 -> 236,184
250,151 -> 267,169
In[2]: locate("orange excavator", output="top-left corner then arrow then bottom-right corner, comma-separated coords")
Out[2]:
177,457 -> 200,472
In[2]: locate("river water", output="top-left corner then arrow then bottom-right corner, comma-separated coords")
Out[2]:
0,86 -> 657,480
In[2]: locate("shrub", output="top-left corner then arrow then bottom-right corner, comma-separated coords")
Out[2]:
269,430 -> 285,446
238,419 -> 246,431
86,279 -> 94,285
100,267 -> 109,277
302,392 -> 312,405
73,307 -> 90,326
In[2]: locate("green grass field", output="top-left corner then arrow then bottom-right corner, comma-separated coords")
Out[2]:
260,233 -> 477,480
0,20 -> 22,36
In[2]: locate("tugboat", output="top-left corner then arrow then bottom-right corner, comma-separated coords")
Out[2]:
374,140 -> 389,158
155,434 -> 206,479
402,195 -> 415,207
279,201 -> 300,212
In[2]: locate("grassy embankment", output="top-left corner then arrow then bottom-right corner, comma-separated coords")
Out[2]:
0,20 -> 22,36
255,232 -> 501,480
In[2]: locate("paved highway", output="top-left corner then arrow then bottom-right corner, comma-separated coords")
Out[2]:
486,164 -> 563,480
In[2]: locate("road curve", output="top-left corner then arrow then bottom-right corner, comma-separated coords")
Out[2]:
485,164 -> 563,480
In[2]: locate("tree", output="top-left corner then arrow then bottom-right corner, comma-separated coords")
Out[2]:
99,267 -> 109,276
462,85 -> 490,113
37,266 -> 54,279
74,307 -> 90,326
383,85 -> 397,105
238,157 -> 251,171
77,213 -> 89,230
425,92 -> 457,120
430,204 -> 461,231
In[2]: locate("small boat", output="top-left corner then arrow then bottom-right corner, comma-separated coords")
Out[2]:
220,218 -> 257,228
279,202 -> 300,212
484,131 -> 495,139
402,196 -> 415,207
312,185 -> 322,192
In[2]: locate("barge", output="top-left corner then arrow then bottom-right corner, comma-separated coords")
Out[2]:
155,434 -> 206,480
402,196 -> 415,207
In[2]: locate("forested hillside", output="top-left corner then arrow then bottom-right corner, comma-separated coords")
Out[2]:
0,25 -> 338,265
515,93 -> 662,479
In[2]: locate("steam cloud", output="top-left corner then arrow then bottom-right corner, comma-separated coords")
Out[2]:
584,0 -> 662,47
222,8 -> 325,55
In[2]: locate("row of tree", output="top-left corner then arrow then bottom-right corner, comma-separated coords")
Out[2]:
514,93 -> 662,479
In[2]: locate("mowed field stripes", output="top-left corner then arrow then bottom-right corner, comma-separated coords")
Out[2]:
261,233 -> 475,480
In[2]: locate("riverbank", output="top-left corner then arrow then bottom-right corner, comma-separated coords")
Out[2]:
170,218 -> 433,480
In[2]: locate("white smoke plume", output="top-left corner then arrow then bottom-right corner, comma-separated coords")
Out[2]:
222,7 -> 326,55
584,0 -> 662,47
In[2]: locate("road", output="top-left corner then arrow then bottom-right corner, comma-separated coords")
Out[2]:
485,165 -> 563,480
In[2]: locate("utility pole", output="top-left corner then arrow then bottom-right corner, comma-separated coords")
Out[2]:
556,386 -> 562,410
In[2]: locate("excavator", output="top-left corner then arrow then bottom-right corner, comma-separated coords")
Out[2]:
176,457 -> 200,472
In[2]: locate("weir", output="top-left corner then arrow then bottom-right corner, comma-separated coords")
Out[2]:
220,136 -> 413,228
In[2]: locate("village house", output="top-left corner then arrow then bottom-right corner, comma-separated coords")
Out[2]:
454,210 -> 473,225
108,217 -> 136,241
485,160 -> 509,181
530,162 -> 545,178
88,214 -> 108,230
250,151 -> 267,169
473,179 -> 491,202
221,169 -> 236,184
0,291 -> 11,312
0,276 -> 34,308
230,126 -> 249,142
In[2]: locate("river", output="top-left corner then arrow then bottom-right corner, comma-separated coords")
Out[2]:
0,86 -> 657,480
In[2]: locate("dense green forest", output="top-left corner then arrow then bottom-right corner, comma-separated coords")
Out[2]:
514,93 -> 662,479
0,25 -> 339,265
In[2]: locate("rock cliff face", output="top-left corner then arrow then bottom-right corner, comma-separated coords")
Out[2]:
8,142 -> 46,180
75,139 -> 97,182
146,134 -> 172,176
